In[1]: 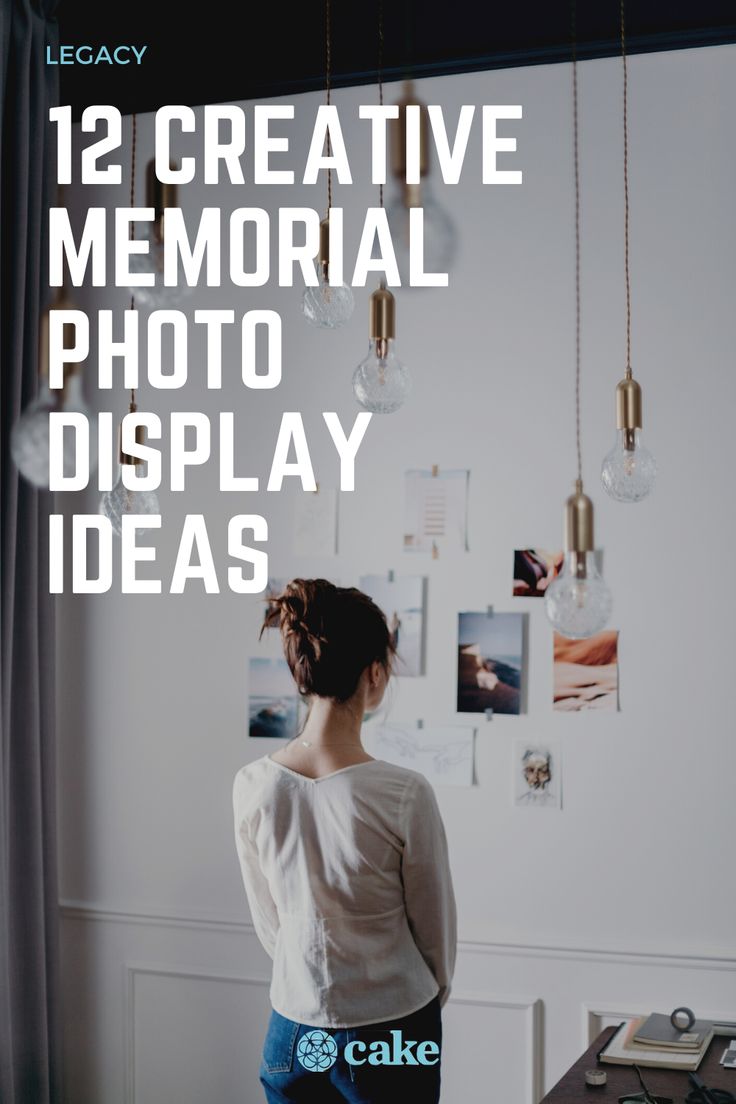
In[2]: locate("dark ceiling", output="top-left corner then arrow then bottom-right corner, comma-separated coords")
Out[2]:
57,0 -> 736,119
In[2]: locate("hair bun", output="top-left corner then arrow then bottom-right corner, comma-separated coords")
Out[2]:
263,579 -> 334,669
259,577 -> 394,702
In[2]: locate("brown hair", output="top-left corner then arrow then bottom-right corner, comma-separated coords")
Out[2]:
261,578 -> 395,703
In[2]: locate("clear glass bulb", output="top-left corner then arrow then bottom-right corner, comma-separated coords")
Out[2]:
601,429 -> 656,502
10,374 -> 98,489
352,338 -> 411,414
386,182 -> 456,284
99,461 -> 160,537
544,551 -> 612,639
302,266 -> 354,328
126,223 -> 192,309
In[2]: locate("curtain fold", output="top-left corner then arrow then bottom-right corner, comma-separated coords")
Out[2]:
0,1 -> 63,1101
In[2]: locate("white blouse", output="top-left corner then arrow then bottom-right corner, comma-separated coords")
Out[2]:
232,753 -> 457,1028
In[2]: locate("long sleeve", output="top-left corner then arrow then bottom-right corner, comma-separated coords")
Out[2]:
232,773 -> 280,959
400,774 -> 458,1007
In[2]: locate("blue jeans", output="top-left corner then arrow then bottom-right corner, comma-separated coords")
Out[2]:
259,994 -> 443,1103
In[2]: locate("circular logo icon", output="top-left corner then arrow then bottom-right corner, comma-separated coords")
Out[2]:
296,1029 -> 339,1072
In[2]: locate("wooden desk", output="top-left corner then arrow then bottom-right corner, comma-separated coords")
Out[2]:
541,1025 -> 735,1102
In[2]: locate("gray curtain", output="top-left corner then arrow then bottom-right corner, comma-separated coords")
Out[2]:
0,1 -> 63,1101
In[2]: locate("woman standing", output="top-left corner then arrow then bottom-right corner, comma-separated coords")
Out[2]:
233,578 -> 457,1102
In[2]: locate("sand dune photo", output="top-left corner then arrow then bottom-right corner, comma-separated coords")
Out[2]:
553,631 -> 619,712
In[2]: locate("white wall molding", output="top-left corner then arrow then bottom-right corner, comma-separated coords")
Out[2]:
460,939 -> 736,973
59,907 -> 736,1102
60,900 -> 736,973
581,1002 -> 645,1052
124,963 -> 270,1104
61,899 -> 250,935
123,963 -> 542,1104
451,991 -> 543,1104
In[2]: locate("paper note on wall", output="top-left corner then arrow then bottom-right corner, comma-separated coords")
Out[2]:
403,469 -> 469,554
293,487 -> 338,557
368,723 -> 474,787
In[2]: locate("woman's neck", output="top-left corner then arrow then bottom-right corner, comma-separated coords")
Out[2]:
298,694 -> 365,748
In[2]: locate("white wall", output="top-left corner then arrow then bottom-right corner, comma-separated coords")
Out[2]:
57,43 -> 736,1104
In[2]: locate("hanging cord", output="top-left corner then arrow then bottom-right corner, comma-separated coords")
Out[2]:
403,0 -> 414,82
571,1 -> 582,485
325,0 -> 333,214
377,0 -> 384,209
621,0 -> 632,378
129,112 -> 137,407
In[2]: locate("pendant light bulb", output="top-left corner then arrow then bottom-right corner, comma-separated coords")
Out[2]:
604,8 -> 656,503
11,291 -> 98,489
127,160 -> 191,308
548,21 -> 613,640
544,482 -> 612,639
601,375 -> 656,502
352,285 -> 411,414
302,217 -> 354,328
99,414 -> 160,536
386,82 -> 456,283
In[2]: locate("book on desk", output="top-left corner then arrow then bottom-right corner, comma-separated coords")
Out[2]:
634,1012 -> 714,1050
600,1015 -> 714,1071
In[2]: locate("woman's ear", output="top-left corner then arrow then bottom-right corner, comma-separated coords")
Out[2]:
370,660 -> 382,687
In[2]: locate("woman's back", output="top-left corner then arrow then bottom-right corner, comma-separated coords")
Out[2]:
233,753 -> 456,1029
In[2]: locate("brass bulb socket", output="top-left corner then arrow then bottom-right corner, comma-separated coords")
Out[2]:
369,287 -> 396,342
615,375 -> 642,431
391,86 -> 429,180
564,482 -> 595,553
118,420 -> 146,466
146,158 -> 179,242
318,216 -> 330,269
402,182 -> 422,208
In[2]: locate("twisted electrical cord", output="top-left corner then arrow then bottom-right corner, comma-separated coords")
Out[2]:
571,1 -> 582,485
621,0 -> 632,378
129,112 -> 137,407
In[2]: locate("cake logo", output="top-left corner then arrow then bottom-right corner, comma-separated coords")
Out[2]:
296,1029 -> 338,1072
295,1027 -> 441,1072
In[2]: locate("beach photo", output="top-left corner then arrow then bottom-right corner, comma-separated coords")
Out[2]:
265,577 -> 287,600
513,549 -> 563,597
360,574 -> 426,676
457,611 -> 524,715
261,577 -> 288,630
553,631 -> 619,712
248,657 -> 301,739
